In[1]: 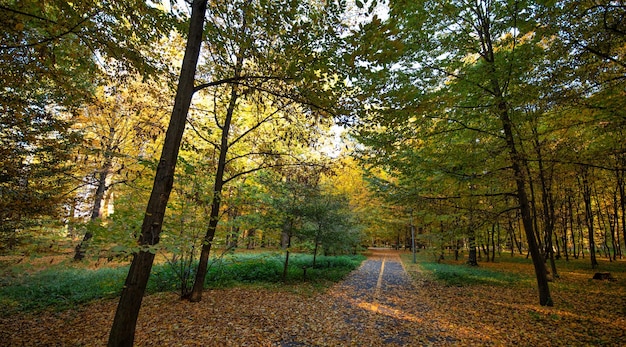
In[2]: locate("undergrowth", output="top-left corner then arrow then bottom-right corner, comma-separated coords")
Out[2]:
402,252 -> 529,287
402,250 -> 626,289
0,252 -> 365,316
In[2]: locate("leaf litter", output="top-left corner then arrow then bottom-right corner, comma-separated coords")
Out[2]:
1,249 -> 625,346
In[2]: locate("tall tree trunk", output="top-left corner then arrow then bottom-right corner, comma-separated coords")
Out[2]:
560,199 -> 569,261
67,197 -> 78,238
579,167 -> 599,268
567,192 -> 576,259
107,1 -> 208,345
313,238 -> 320,267
508,219 -> 515,256
282,219 -> 293,282
74,153 -> 113,261
609,191 -> 619,260
617,163 -> 626,258
491,223 -> 496,261
594,185 -> 611,260
467,229 -> 478,266
497,101 -> 552,306
188,56 -> 243,302
532,126 -> 558,278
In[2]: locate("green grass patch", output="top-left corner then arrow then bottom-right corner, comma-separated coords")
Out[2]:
401,253 -> 528,287
0,266 -> 127,314
0,252 -> 365,316
202,253 -> 365,286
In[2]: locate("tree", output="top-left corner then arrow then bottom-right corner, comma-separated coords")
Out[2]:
1,1 -> 93,245
300,188 -> 360,264
107,0 -> 208,345
258,165 -> 329,280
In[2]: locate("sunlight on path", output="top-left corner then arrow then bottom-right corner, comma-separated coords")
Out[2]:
318,248 -> 457,346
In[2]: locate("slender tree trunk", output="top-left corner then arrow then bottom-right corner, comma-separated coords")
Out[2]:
107,1 -> 208,345
579,213 -> 585,259
67,197 -> 77,238
567,192 -> 576,259
617,164 -> 626,258
467,229 -> 478,266
497,100 -> 552,305
188,57 -> 243,302
491,223 -> 496,261
561,200 -> 569,261
533,127 -> 558,278
609,192 -> 619,260
313,238 -> 320,267
516,216 -> 524,255
74,153 -> 113,261
613,189 -> 622,259
579,168 -> 599,268
594,186 -> 611,260
282,219 -> 293,282
508,219 -> 515,256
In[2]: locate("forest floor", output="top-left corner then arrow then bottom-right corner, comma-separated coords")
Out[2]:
1,248 -> 626,346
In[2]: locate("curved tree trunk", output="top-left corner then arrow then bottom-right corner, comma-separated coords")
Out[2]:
107,1 -> 208,345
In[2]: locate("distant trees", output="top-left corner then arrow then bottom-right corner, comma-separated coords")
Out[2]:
0,0 -> 174,248
72,76 -> 171,260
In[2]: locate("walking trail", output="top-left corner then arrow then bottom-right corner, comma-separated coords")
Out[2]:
279,248 -> 456,346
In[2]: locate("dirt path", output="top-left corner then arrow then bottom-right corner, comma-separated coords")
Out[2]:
278,248 -> 455,346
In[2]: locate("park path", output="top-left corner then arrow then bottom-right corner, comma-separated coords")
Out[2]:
279,248 -> 456,346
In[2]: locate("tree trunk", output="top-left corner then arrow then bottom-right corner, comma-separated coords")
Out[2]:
188,56 -> 243,302
609,192 -> 619,260
282,219 -> 293,282
107,1 -> 207,345
497,100 -> 552,306
74,153 -> 113,261
491,223 -> 496,261
567,192 -> 576,259
467,230 -> 478,266
532,126 -> 558,278
617,163 -> 626,258
579,168 -> 599,268
594,185 -> 611,260
66,197 -> 77,238
313,240 -> 319,267
560,199 -> 569,261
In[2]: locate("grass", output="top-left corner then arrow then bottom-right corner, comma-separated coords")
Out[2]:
401,250 -> 626,288
402,252 -> 529,287
0,251 -> 365,316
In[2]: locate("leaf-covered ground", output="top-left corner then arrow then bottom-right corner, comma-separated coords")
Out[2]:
1,249 -> 625,346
